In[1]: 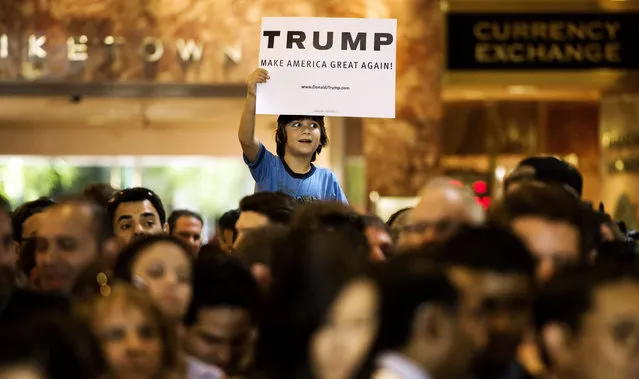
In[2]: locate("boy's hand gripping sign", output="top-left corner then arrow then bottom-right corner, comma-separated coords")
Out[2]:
256,17 -> 397,119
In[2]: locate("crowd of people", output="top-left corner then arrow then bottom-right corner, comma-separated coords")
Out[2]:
1,70 -> 639,379
0,152 -> 638,379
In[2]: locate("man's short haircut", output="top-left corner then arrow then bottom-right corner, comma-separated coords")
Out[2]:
275,115 -> 328,163
489,182 -> 582,230
234,224 -> 290,268
168,210 -> 203,232
183,254 -> 260,326
83,183 -> 118,209
239,192 -> 296,224
376,252 -> 459,351
290,201 -> 360,230
432,225 -> 535,277
506,156 -> 583,198
219,209 -> 240,230
534,264 -> 639,335
107,187 -> 166,225
12,197 -> 55,242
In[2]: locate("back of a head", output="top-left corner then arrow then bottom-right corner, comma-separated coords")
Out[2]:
83,183 -> 118,209
433,225 -> 535,277
239,192 -> 296,224
12,197 -> 55,242
0,195 -> 10,217
415,177 -> 485,225
290,201 -> 359,230
0,311 -> 106,379
184,254 -> 261,326
234,224 -> 290,267
489,182 -> 582,230
219,209 -> 240,230
506,156 -> 583,198
107,187 -> 166,225
534,264 -> 639,334
376,253 -> 458,351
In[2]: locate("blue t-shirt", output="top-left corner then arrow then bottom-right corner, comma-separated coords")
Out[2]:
244,144 -> 348,203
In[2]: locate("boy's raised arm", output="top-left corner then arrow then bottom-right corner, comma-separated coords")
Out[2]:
239,68 -> 270,163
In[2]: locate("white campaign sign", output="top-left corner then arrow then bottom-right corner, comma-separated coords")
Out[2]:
256,17 -> 397,118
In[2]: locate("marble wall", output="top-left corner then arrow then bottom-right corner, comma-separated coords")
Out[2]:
0,0 -> 443,197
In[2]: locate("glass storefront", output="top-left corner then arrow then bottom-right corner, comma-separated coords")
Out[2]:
0,156 -> 254,237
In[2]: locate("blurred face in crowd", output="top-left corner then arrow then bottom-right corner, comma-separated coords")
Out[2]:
365,226 -> 392,262
131,241 -> 192,321
543,281 -> 639,379
311,279 -> 379,379
183,307 -> 254,376
0,365 -> 45,379
93,298 -> 163,379
234,211 -> 269,249
448,267 -> 533,375
171,215 -> 203,257
35,204 -> 99,292
401,187 -> 482,248
285,119 -> 322,158
21,213 -> 44,247
0,210 -> 16,268
113,200 -> 166,246
218,227 -> 235,254
511,217 -> 579,283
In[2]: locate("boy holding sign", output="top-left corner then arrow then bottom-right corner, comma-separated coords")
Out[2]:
238,68 -> 347,203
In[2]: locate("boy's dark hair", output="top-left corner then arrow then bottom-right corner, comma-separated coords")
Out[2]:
107,187 -> 166,225
183,254 -> 260,326
376,253 -> 459,351
239,192 -> 296,225
234,224 -> 290,268
168,209 -> 203,232
12,197 -> 55,243
275,115 -> 328,163
433,225 -> 535,277
83,183 -> 118,209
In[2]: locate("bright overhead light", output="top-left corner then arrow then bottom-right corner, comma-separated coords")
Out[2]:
507,86 -> 537,94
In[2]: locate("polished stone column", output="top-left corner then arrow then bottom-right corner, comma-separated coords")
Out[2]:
363,0 -> 443,196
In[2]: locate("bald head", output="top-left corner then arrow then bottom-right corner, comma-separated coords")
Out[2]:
400,178 -> 484,248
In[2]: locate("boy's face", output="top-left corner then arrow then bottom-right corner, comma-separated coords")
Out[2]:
285,119 -> 321,158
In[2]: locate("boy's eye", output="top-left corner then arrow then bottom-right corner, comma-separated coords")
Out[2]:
310,123 -> 318,128
292,122 -> 302,128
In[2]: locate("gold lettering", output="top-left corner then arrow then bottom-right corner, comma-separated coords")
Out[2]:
584,43 -> 602,62
67,35 -> 88,61
140,37 -> 164,62
176,39 -> 204,62
606,22 -> 621,39
527,44 -> 547,62
0,34 -> 7,59
512,22 -> 529,40
475,43 -> 493,62
605,42 -> 621,62
531,22 -> 548,40
564,44 -> 583,61
492,23 -> 509,41
507,43 -> 525,62
473,22 -> 493,41
28,35 -> 46,59
566,22 -> 586,40
547,44 -> 564,61
549,22 -> 565,40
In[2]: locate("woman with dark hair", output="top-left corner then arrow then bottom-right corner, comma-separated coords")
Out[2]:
113,235 -> 193,324
255,217 -> 380,379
